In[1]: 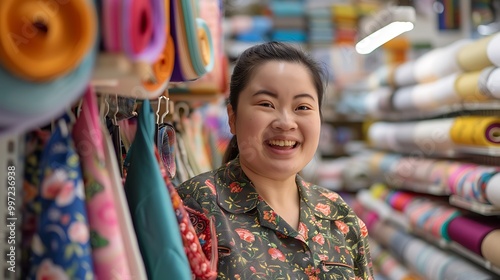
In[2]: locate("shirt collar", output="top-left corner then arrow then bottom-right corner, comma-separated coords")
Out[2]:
216,158 -> 349,221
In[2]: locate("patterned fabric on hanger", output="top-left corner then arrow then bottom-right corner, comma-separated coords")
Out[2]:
29,115 -> 95,279
154,147 -> 218,280
73,87 -> 131,279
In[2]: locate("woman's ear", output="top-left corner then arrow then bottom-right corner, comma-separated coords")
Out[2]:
227,104 -> 236,134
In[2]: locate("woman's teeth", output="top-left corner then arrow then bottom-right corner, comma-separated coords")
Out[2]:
268,140 -> 297,147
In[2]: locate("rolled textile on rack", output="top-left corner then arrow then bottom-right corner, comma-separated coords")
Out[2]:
393,61 -> 417,88
170,0 -> 214,82
0,0 -> 97,81
447,216 -> 500,257
457,33 -> 500,71
122,0 -> 154,57
102,0 -> 122,52
485,173 -> 500,207
479,67 -> 500,99
413,39 -> 471,84
0,49 -> 96,137
450,116 -> 500,147
170,0 -> 224,94
367,119 -> 456,153
93,0 -> 173,98
481,230 -> 500,267
123,0 -> 166,62
370,239 -> 422,280
367,39 -> 470,89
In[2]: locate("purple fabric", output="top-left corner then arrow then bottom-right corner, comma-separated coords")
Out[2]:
447,216 -> 500,256
169,0 -> 186,82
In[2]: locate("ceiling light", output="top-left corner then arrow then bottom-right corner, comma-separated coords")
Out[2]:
356,5 -> 416,54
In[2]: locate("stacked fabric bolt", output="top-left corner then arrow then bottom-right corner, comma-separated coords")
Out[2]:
0,0 -> 98,136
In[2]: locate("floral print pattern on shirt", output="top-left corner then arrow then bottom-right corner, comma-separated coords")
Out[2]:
177,158 -> 374,280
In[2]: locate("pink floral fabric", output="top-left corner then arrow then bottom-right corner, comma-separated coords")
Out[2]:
177,157 -> 374,279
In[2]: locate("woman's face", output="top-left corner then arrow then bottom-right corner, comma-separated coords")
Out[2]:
228,61 -> 321,180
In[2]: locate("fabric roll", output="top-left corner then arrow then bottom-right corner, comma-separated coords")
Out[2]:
413,118 -> 455,151
123,0 -> 154,55
450,116 -> 500,146
102,0 -> 122,52
170,0 -> 214,81
440,257 -> 494,280
454,70 -> 490,101
485,173 -> 500,207
482,67 -> 500,99
389,230 -> 413,260
123,100 -> 191,279
486,33 -> 500,67
0,0 -> 97,81
393,61 -> 417,87
0,46 -> 95,136
411,73 -> 459,111
447,216 -> 500,256
72,87 -> 131,279
413,39 -> 470,83
122,0 -> 165,62
481,229 -> 500,267
142,34 -> 175,93
457,34 -> 497,71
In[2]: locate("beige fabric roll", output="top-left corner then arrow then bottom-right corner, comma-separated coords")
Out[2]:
457,35 -> 495,71
454,70 -> 489,101
481,229 -> 500,267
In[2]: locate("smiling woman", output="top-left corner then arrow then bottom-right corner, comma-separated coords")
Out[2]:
176,41 -> 374,280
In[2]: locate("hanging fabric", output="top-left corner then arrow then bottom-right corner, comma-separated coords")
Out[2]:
102,119 -> 148,280
72,87 -> 132,279
20,130 -> 50,279
123,100 -> 191,279
29,114 -> 95,279
154,148 -> 217,279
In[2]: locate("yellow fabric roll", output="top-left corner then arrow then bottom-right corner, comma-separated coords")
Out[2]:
457,35 -> 494,72
450,116 -> 500,146
454,71 -> 489,102
0,0 -> 96,81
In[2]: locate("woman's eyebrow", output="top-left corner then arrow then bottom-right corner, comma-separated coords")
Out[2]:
252,90 -> 316,101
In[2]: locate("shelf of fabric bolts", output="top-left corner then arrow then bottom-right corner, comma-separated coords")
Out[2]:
412,228 -> 500,277
449,195 -> 500,216
363,101 -> 500,122
384,179 -> 450,196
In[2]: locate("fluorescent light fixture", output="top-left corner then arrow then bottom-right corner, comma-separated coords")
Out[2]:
356,6 -> 416,54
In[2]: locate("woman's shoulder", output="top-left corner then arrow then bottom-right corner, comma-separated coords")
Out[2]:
176,168 -> 219,200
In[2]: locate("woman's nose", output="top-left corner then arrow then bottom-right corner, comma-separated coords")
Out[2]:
271,111 -> 297,130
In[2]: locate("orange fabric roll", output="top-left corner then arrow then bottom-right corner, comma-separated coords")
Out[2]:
0,0 -> 96,81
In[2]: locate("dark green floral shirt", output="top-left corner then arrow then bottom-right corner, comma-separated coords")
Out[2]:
177,158 -> 374,280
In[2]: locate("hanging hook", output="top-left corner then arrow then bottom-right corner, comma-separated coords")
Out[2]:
160,98 -> 170,124
156,96 -> 168,124
175,101 -> 190,118
112,94 -> 119,125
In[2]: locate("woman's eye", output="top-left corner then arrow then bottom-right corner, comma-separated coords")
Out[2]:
296,105 -> 311,111
259,103 -> 274,108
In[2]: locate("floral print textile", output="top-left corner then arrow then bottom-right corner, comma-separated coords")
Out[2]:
29,117 -> 94,280
177,158 -> 374,280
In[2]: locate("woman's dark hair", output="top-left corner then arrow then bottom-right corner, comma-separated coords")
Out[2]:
223,41 -> 327,163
